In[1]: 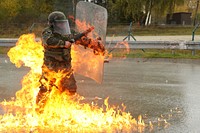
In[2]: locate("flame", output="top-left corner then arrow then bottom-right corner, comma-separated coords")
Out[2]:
71,45 -> 104,83
0,33 -> 147,132
69,15 -> 113,60
115,41 -> 130,56
70,17 -> 106,83
69,15 -> 97,39
0,16 -> 158,132
7,34 -> 43,73
69,15 -> 93,33
106,41 -> 130,60
5,34 -> 43,108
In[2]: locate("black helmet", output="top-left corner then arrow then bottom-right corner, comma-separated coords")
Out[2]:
48,11 -> 67,26
48,11 -> 71,35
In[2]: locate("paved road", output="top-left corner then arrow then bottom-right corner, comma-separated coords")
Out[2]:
1,55 -> 200,132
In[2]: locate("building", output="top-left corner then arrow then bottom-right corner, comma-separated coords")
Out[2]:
166,12 -> 192,25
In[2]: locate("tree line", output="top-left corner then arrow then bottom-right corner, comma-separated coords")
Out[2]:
107,0 -> 185,25
0,0 -> 190,25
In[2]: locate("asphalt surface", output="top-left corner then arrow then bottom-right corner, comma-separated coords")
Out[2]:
1,55 -> 200,132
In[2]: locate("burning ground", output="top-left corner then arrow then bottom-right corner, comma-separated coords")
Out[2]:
0,20 -> 177,132
0,33 -> 147,132
1,32 -> 194,132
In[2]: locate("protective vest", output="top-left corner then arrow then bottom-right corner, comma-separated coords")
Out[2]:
42,27 -> 72,68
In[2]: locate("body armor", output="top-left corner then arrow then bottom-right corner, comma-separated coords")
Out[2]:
36,12 -> 77,105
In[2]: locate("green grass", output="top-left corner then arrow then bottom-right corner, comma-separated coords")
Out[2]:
1,46 -> 200,59
107,25 -> 200,36
111,49 -> 200,59
1,47 -> 200,59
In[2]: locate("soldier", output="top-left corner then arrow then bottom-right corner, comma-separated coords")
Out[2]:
36,11 -> 77,105
36,11 -> 105,105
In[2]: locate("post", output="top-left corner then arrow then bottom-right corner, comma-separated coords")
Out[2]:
191,23 -> 200,56
128,22 -> 132,41
192,23 -> 200,41
172,50 -> 175,56
192,31 -> 195,41
29,23 -> 35,33
192,49 -> 196,56
123,22 -> 136,41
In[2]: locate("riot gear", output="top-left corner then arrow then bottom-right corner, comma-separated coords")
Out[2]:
48,11 -> 71,35
37,10 -> 105,107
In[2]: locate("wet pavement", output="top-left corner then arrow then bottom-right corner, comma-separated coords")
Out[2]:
1,55 -> 200,132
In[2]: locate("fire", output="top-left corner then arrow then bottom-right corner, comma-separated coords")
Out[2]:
115,41 -> 130,56
71,45 -> 104,83
106,41 -> 130,60
0,18 -> 153,132
69,15 -> 96,38
0,33 -> 146,132
75,18 -> 101,49
5,34 -> 43,108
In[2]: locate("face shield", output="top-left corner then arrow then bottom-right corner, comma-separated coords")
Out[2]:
53,20 -> 71,35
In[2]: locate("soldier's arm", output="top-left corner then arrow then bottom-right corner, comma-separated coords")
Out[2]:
71,27 -> 94,47
71,30 -> 90,47
74,34 -> 105,55
42,29 -> 72,48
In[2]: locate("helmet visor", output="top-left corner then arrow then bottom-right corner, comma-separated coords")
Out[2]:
54,20 -> 71,35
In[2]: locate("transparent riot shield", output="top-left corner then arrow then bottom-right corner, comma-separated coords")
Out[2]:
71,1 -> 108,83
76,1 -> 107,44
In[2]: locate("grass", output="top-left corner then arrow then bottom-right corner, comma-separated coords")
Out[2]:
107,25 -> 200,36
1,46 -> 200,59
111,49 -> 200,59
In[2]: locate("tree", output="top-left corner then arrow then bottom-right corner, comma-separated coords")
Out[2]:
0,0 -> 21,23
0,0 -> 186,25
142,0 -> 185,25
0,0 -> 55,24
107,0 -> 145,23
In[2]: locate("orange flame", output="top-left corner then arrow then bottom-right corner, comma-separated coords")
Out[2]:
0,33 -> 147,132
108,41 -> 130,59
71,45 -> 104,83
0,34 -> 146,132
116,41 -> 130,54
0,17 -> 151,132
69,15 -> 102,44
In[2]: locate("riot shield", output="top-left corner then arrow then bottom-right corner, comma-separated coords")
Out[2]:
71,1 -> 107,84
76,1 -> 107,44
71,45 -> 104,84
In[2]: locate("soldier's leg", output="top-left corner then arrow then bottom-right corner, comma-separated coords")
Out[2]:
36,85 -> 49,105
61,73 -> 77,95
36,69 -> 52,105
